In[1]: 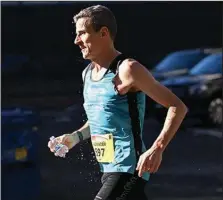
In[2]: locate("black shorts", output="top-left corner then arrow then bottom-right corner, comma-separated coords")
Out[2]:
94,172 -> 148,200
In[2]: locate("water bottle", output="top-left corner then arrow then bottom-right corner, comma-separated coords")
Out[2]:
50,136 -> 69,158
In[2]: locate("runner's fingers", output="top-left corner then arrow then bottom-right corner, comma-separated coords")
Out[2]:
54,151 -> 59,157
48,141 -> 56,152
50,148 -> 55,153
138,158 -> 146,177
136,156 -> 143,170
55,136 -> 63,143
48,140 -> 54,148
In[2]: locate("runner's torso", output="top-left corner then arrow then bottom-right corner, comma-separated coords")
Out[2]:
83,54 -> 149,181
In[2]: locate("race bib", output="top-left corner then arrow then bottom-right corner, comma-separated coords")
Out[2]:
91,133 -> 115,163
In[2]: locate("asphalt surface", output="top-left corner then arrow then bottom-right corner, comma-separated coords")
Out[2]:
2,107 -> 222,200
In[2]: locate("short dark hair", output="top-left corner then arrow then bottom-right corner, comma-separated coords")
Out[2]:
73,5 -> 117,40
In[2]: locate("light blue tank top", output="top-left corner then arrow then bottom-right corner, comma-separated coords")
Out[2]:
83,61 -> 150,181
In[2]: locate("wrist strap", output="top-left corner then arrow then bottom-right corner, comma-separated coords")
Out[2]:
76,131 -> 84,142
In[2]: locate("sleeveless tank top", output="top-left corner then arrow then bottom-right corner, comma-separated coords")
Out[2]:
83,54 -> 150,181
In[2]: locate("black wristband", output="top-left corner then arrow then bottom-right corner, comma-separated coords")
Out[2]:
76,131 -> 84,142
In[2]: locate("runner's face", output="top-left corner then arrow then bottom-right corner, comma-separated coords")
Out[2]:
74,17 -> 104,60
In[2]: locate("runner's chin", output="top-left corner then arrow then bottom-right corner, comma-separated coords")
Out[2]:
82,48 -> 89,59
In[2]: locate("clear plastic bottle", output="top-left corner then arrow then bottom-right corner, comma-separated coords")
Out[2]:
50,136 -> 69,158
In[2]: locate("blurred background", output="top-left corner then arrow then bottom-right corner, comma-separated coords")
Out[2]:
1,1 -> 222,200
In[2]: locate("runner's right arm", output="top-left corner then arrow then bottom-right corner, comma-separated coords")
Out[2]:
48,66 -> 91,152
68,65 -> 91,145
71,121 -> 91,144
68,66 -> 92,146
71,65 -> 92,144
49,121 -> 91,151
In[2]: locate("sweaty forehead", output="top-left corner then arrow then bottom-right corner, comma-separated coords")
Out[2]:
76,17 -> 92,32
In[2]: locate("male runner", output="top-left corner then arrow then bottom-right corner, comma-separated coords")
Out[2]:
48,5 -> 188,200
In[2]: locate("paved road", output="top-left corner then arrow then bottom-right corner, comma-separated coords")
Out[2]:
2,108 -> 222,200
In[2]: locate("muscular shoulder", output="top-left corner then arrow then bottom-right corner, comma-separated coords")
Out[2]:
119,58 -> 149,79
118,58 -> 155,87
119,58 -> 146,75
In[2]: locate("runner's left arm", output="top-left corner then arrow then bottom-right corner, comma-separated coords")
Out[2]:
120,59 -> 188,151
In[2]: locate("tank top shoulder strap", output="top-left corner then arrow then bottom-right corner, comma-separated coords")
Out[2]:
83,62 -> 92,88
108,54 -> 129,74
83,54 -> 129,88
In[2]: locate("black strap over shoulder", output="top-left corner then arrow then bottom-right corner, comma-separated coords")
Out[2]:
83,54 -> 127,88
108,53 -> 128,74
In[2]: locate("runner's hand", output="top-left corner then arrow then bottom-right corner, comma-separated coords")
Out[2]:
136,147 -> 163,177
48,134 -> 78,153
